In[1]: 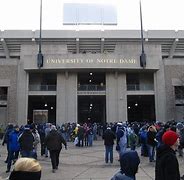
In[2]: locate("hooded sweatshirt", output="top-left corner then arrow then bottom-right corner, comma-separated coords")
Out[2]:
111,151 -> 140,180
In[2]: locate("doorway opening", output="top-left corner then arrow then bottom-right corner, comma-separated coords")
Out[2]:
78,95 -> 106,124
127,95 -> 155,122
28,95 -> 56,124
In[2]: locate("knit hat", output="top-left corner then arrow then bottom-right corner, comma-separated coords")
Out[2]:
162,130 -> 179,146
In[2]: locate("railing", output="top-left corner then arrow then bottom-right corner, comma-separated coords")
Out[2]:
127,84 -> 154,91
78,85 -> 106,91
175,99 -> 184,104
0,95 -> 7,100
29,85 -> 56,91
175,95 -> 184,100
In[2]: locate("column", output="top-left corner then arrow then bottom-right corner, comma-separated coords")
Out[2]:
16,61 -> 29,126
117,73 -> 127,122
154,61 -> 166,122
56,72 -> 77,125
56,72 -> 66,124
106,72 -> 118,123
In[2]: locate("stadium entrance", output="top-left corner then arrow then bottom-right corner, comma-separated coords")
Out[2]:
78,95 -> 106,124
28,95 -> 56,124
127,95 -> 155,122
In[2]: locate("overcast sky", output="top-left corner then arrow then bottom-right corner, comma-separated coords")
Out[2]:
0,0 -> 183,30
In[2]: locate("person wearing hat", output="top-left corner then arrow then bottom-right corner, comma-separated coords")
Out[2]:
155,130 -> 180,180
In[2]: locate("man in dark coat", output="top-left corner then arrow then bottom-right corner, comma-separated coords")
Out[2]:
18,125 -> 35,158
45,125 -> 67,173
102,127 -> 116,163
155,130 -> 180,180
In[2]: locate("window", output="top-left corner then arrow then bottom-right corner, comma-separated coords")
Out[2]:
175,86 -> 184,100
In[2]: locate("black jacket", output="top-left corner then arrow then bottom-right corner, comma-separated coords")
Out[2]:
147,131 -> 157,147
9,170 -> 41,180
45,130 -> 66,151
18,130 -> 34,151
102,129 -> 116,146
155,144 -> 180,180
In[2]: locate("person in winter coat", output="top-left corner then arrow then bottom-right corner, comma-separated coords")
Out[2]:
176,123 -> 184,157
155,124 -> 170,148
6,125 -> 20,173
44,123 -> 51,157
37,124 -> 45,156
77,125 -> 85,147
45,125 -> 67,173
2,124 -> 14,163
9,158 -> 41,180
147,125 -> 157,162
128,128 -> 138,151
116,125 -> 127,159
111,150 -> 140,180
139,126 -> 148,156
32,128 -> 40,159
18,125 -> 35,158
102,127 -> 116,163
155,130 -> 180,180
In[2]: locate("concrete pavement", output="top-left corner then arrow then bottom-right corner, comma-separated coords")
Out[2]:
1,140 -> 184,180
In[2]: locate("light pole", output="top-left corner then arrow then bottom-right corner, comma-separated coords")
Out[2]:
140,0 -> 146,68
37,0 -> 43,68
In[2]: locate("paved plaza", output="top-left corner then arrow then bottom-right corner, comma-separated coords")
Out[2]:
1,139 -> 184,180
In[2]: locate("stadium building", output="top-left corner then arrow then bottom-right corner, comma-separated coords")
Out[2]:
0,30 -> 184,126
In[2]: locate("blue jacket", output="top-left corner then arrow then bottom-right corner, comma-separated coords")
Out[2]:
9,130 -> 20,151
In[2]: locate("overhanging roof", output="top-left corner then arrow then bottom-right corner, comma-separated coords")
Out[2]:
0,30 -> 184,58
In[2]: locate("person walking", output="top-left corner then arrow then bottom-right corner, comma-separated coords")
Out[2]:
18,125 -> 35,158
155,130 -> 180,180
6,125 -> 20,173
44,123 -> 51,157
45,125 -> 67,173
2,124 -> 14,163
31,126 -> 40,159
102,127 -> 116,164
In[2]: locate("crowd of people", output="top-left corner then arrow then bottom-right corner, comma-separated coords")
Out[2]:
1,120 -> 184,179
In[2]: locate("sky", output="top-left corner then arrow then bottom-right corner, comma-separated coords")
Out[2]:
0,0 -> 184,30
